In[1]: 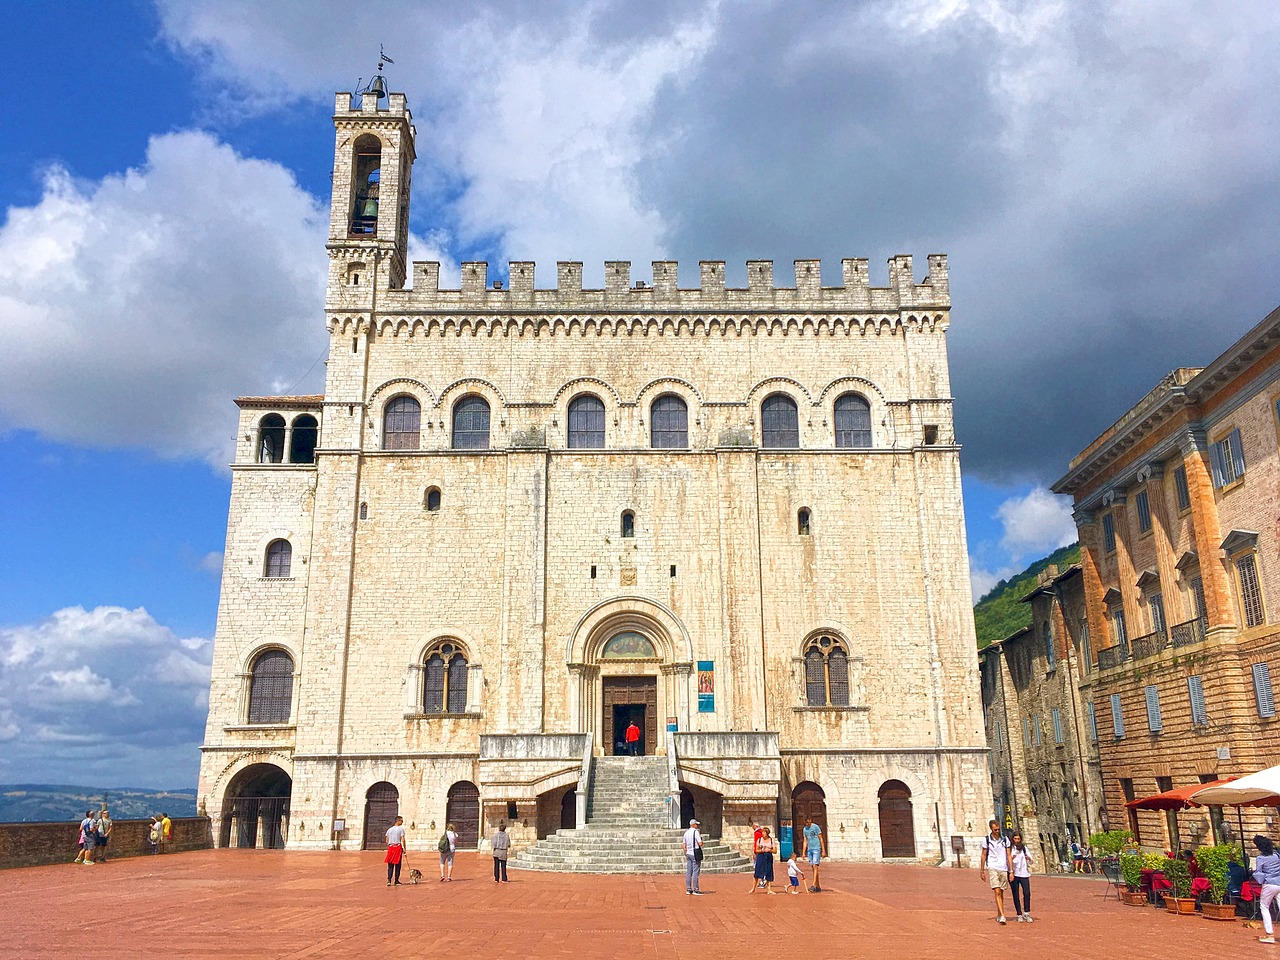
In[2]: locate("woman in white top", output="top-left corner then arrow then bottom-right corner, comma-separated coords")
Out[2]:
1010,832 -> 1034,922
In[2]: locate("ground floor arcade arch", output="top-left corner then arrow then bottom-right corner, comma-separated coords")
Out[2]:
221,763 -> 292,849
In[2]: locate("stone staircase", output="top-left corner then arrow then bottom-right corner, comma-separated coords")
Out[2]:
509,755 -> 752,874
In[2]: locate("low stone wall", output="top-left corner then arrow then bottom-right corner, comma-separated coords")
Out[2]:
0,817 -> 212,869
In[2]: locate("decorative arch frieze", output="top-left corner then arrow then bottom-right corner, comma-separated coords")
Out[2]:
566,596 -> 694,666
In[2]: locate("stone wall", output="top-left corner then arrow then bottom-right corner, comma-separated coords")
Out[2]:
0,818 -> 212,869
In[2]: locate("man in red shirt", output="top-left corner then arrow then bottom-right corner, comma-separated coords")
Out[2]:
625,721 -> 641,755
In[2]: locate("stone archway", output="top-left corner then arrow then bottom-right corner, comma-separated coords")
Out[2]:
363,782 -> 399,850
221,763 -> 291,849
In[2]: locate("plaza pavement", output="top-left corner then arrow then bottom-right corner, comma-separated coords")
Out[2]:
7,849 -> 1275,959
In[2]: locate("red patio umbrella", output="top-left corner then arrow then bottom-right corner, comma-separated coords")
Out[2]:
1124,779 -> 1237,850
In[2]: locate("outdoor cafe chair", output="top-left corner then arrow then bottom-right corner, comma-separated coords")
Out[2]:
1100,859 -> 1123,900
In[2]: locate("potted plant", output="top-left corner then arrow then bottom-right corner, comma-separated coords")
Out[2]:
1161,857 -> 1196,914
1197,843 -> 1242,921
1120,852 -> 1148,905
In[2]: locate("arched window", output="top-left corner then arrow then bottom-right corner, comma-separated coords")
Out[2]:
264,539 -> 292,578
621,510 -> 635,538
804,635 -> 850,707
567,394 -> 605,448
798,508 -> 811,536
650,394 -> 688,449
425,487 -> 441,511
350,135 -> 382,236
383,396 -> 420,450
452,395 -> 491,450
423,641 -> 469,714
247,650 -> 294,724
761,394 -> 799,448
257,414 -> 285,464
834,393 -> 872,447
290,415 -> 318,464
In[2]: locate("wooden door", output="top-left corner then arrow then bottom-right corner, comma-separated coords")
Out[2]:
792,782 -> 828,854
601,676 -> 658,755
362,781 -> 399,850
878,780 -> 916,858
447,781 -> 480,849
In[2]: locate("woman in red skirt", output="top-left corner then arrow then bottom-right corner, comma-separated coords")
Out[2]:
384,816 -> 406,886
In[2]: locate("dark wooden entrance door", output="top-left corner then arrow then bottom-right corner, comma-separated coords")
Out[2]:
363,781 -> 399,850
447,781 -> 480,849
602,676 -> 657,755
878,780 -> 916,858
791,782 -> 828,855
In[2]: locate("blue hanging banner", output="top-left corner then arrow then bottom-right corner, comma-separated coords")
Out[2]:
697,660 -> 715,713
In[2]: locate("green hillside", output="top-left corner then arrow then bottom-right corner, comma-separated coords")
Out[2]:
973,543 -> 1081,649
0,785 -> 197,823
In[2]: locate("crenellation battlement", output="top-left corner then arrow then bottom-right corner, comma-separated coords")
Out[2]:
379,255 -> 950,312
334,90 -> 413,122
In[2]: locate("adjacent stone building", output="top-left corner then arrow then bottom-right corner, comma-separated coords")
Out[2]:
1052,304 -> 1280,849
196,87 -> 990,863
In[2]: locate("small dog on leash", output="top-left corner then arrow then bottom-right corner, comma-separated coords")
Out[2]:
407,868 -> 424,884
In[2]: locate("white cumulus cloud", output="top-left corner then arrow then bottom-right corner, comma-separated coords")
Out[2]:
996,486 -> 1077,560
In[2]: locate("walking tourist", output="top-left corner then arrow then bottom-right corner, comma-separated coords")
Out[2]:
1070,838 -> 1083,873
95,807 -> 113,863
385,816 -> 406,886
1010,832 -> 1034,922
625,721 -> 641,756
786,852 -> 806,894
682,818 -> 703,895
491,822 -> 510,882
751,826 -> 777,894
439,822 -> 458,881
979,819 -> 1012,924
74,810 -> 94,864
802,815 -> 825,892
1253,835 -> 1280,944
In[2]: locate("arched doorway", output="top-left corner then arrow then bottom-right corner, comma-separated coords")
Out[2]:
878,780 -> 916,858
363,782 -> 399,850
680,786 -> 696,829
560,788 -> 577,831
221,763 -> 291,849
447,781 -> 480,849
791,782 -> 828,856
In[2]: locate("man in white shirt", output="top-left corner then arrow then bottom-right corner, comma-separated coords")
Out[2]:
978,819 -> 1012,924
681,818 -> 704,895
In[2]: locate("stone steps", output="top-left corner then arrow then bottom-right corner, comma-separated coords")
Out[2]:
509,755 -> 751,874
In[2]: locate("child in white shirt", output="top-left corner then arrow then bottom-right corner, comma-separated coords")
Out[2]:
787,853 -> 806,894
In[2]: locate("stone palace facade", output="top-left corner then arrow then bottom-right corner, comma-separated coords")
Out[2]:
196,87 -> 989,863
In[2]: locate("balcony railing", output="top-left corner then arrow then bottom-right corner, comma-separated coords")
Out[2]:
1129,629 -> 1169,661
1098,640 -> 1130,670
1170,617 -> 1207,648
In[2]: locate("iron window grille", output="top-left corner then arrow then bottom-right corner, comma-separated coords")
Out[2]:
248,650 -> 294,724
451,395 -> 491,450
833,393 -> 872,447
1236,553 -> 1265,627
264,539 -> 292,578
761,394 -> 799,448
423,642 -> 468,714
383,396 -> 421,450
803,635 -> 849,706
567,395 -> 606,449
649,394 -> 688,449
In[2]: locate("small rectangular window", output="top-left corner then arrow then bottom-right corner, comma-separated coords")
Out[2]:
1145,685 -> 1162,732
923,424 -> 939,445
1102,513 -> 1117,553
1237,553 -> 1265,627
1081,622 -> 1093,670
1086,701 -> 1099,742
995,720 -> 1003,750
590,565 -> 597,580
1034,713 -> 1042,745
1187,675 -> 1208,726
670,565 -> 677,578
1052,707 -> 1064,743
1173,465 -> 1191,511
507,800 -> 518,821
1135,490 -> 1152,533
1022,717 -> 1031,748
1111,693 -> 1125,738
1253,663 -> 1275,718
1210,428 -> 1246,488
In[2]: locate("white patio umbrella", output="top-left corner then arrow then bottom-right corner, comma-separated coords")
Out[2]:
1189,764 -> 1280,870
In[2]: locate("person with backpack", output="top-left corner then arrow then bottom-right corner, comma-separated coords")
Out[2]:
979,819 -> 1012,924
74,810 -> 94,864
439,822 -> 458,881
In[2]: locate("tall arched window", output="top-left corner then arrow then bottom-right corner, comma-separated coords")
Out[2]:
451,395 -> 491,450
423,641 -> 469,714
621,510 -> 636,538
834,393 -> 872,447
568,394 -> 606,448
383,396 -> 421,450
804,635 -> 850,706
247,650 -> 294,724
650,394 -> 688,449
761,394 -> 799,448
258,414 -> 285,464
290,415 -> 318,464
264,539 -> 292,578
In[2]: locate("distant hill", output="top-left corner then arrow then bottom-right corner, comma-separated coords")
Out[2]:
0,785 -> 197,823
973,543 -> 1081,649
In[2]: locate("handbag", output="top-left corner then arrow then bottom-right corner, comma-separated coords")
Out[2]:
694,846 -> 704,863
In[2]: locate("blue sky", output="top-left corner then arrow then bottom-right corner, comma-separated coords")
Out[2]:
2,0 -> 1278,789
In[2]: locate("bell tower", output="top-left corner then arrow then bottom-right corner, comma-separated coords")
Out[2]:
327,85 -> 415,294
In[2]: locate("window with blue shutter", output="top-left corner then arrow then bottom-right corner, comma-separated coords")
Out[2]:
1145,685 -> 1162,732
1102,513 -> 1117,553
1022,717 -> 1031,747
1052,707 -> 1064,743
1111,693 -> 1125,738
1187,675 -> 1208,726
1034,713 -> 1042,745
1254,663 -> 1275,718
1211,428 -> 1246,487
1173,465 -> 1191,511
1136,490 -> 1152,532
1086,701 -> 1098,742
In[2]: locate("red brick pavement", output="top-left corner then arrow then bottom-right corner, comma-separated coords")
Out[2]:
5,851 -> 1275,959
